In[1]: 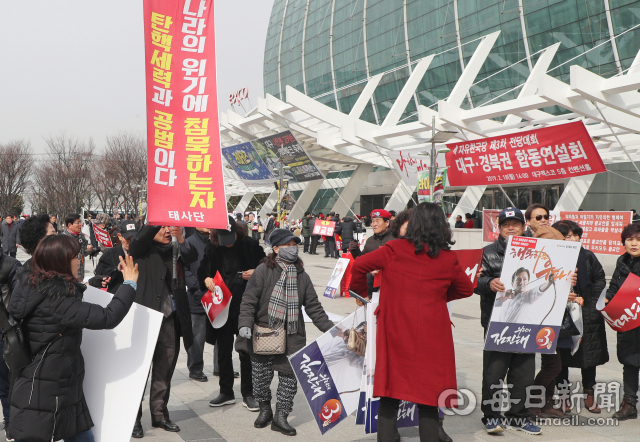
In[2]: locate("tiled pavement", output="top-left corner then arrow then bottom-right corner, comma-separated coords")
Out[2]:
6,237 -> 640,441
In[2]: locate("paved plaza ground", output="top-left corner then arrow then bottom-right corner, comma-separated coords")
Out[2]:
6,238 -> 640,442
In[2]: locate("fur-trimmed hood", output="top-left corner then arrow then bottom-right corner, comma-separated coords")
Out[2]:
34,275 -> 85,300
10,272 -> 85,321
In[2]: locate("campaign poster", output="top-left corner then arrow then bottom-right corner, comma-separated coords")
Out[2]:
560,211 -> 632,256
417,169 -> 447,204
201,271 -> 232,328
446,121 -> 606,186
92,223 -> 113,248
252,131 -> 323,182
81,286 -> 164,442
312,220 -> 336,236
484,236 -> 580,354
324,258 -> 351,299
221,142 -> 274,183
143,0 -> 228,228
482,209 -> 501,242
596,273 -> 640,332
289,307 -> 366,434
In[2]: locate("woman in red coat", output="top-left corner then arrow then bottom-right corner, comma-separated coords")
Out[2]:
350,202 -> 474,442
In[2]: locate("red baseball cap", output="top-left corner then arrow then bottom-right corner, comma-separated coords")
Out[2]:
370,209 -> 391,220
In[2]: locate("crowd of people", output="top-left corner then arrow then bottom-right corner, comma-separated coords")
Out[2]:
0,202 -> 639,442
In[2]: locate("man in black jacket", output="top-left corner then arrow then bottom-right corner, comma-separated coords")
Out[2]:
129,224 -> 197,437
198,216 -> 265,412
89,220 -> 137,294
476,207 -> 540,435
308,214 -> 320,255
336,216 -> 355,254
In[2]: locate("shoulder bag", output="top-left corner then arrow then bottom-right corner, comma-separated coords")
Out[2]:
252,323 -> 286,355
347,310 -> 367,357
0,302 -> 31,371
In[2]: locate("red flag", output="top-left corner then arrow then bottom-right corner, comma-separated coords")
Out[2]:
92,223 -> 113,248
601,273 -> 640,332
143,0 -> 227,228
201,271 -> 232,328
340,252 -> 355,297
454,249 -> 484,289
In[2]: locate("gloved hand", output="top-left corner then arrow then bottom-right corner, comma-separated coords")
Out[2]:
239,327 -> 252,339
348,241 -> 359,252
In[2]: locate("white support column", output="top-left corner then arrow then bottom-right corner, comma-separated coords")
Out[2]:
553,176 -> 595,211
258,190 -> 279,219
289,179 -> 324,220
449,186 -> 487,229
384,180 -> 415,213
234,192 -> 255,214
330,164 -> 374,216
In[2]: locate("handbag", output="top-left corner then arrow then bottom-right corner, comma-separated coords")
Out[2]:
0,302 -> 31,371
252,323 -> 286,355
559,304 -> 581,338
346,311 -> 367,357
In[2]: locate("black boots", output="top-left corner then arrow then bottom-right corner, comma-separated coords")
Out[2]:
439,417 -> 452,442
131,420 -> 143,438
254,401 -> 273,428
271,407 -> 296,436
613,397 -> 638,421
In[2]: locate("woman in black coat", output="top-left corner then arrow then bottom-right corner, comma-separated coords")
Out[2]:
606,222 -> 640,420
9,235 -> 138,442
553,221 -> 608,413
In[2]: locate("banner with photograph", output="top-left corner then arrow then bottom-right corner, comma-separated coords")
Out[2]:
484,236 -> 580,354
597,273 -> 640,332
559,211 -> 632,255
446,121 -> 606,186
144,0 -> 228,228
221,142 -> 274,183
417,169 -> 447,204
289,307 -> 366,434
252,131 -> 323,182
201,271 -> 232,328
482,209 -> 502,243
324,258 -> 351,299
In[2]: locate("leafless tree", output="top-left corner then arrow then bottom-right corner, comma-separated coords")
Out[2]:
103,133 -> 147,216
0,140 -> 34,215
31,134 -> 94,219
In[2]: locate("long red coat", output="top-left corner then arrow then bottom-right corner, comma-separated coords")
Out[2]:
350,239 -> 474,406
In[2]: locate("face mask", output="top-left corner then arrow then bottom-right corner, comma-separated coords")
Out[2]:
278,245 -> 298,263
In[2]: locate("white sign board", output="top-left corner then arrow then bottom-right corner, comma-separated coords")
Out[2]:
81,286 -> 164,442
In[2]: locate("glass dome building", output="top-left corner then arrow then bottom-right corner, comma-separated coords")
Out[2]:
263,0 -> 640,125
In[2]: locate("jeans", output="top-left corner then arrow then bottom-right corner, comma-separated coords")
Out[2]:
187,313 -> 207,375
378,397 -> 439,442
0,341 -> 9,424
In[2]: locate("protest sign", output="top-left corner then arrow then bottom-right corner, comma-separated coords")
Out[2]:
201,271 -> 232,328
596,273 -> 640,332
289,307 -> 366,434
324,258 -> 351,298
143,0 -> 228,228
417,169 -> 447,204
221,142 -> 274,183
81,286 -> 164,442
252,131 -> 323,182
446,121 -> 606,186
92,223 -> 113,248
559,211 -> 632,255
454,249 -> 484,289
312,220 -> 336,236
484,235 -> 580,354
482,209 -> 501,242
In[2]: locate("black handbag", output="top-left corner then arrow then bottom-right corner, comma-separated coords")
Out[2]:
558,305 -> 580,339
0,301 -> 31,371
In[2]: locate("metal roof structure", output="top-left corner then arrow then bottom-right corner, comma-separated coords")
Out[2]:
220,30 -> 640,222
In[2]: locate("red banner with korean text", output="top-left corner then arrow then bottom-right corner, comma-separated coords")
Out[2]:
600,273 -> 640,332
559,211 -> 632,255
453,249 -> 484,289
92,224 -> 113,248
143,0 -> 227,228
445,122 -> 606,186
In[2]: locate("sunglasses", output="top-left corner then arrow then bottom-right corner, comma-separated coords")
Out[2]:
535,214 -> 550,221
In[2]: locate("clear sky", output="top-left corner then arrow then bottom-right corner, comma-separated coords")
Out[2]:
0,1 -> 275,155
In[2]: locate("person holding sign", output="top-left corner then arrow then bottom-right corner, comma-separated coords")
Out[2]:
350,203 -> 474,442
8,235 -> 139,442
237,228 -> 333,436
197,216 -> 265,412
606,223 -> 640,420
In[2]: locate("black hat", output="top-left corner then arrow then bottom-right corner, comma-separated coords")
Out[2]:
118,220 -> 137,239
498,207 -> 525,226
216,216 -> 237,246
268,228 -> 301,248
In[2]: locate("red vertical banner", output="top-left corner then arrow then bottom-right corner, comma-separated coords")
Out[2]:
143,0 -> 227,228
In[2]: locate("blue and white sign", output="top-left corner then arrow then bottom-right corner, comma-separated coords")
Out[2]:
221,142 -> 274,184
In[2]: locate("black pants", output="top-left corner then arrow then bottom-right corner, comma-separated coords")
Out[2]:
0,341 -> 9,424
324,237 -> 336,257
623,364 -> 639,401
309,236 -> 319,254
187,313 -> 207,375
138,313 -> 180,422
303,236 -> 310,253
378,397 -> 438,442
481,349 -> 535,423
556,365 -> 597,391
209,318 -> 252,397
532,352 -> 563,404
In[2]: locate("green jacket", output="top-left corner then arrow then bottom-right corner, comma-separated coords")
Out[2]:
301,217 -> 311,237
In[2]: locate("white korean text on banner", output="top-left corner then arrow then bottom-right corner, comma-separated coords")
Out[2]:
484,236 -> 580,354
289,307 -> 366,434
143,0 -> 228,228
92,223 -> 113,248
